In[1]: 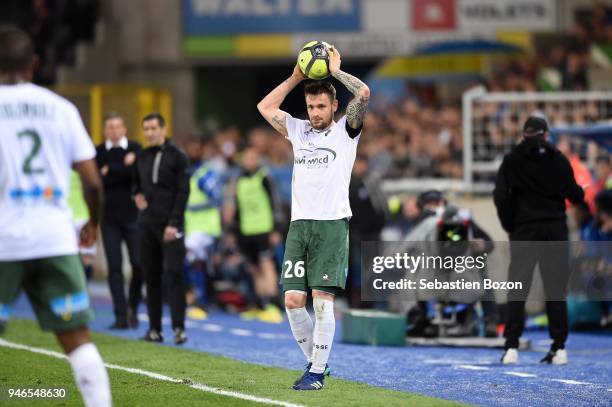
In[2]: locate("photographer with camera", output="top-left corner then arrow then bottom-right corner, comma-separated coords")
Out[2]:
402,191 -> 497,337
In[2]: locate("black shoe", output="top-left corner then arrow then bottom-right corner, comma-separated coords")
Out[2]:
174,328 -> 187,345
141,329 -> 163,342
108,320 -> 129,330
127,308 -> 139,329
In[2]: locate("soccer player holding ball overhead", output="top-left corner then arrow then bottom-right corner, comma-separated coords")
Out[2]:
257,43 -> 369,390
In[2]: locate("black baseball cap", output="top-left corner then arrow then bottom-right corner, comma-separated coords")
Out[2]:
417,190 -> 445,209
523,116 -> 548,137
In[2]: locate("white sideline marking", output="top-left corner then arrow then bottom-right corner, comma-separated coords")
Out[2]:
425,359 -> 492,365
258,333 -> 277,340
0,338 -> 304,407
201,324 -> 223,332
504,372 -> 537,378
456,365 -> 490,371
551,379 -> 592,386
230,328 -> 253,337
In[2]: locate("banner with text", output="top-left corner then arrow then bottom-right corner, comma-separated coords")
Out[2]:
183,0 -> 361,34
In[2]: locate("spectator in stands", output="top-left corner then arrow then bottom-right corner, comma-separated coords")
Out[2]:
557,136 -> 596,209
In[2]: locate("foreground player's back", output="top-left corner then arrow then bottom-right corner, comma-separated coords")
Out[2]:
0,82 -> 96,261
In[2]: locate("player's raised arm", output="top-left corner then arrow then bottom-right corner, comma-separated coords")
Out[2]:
328,47 -> 370,130
257,65 -> 305,137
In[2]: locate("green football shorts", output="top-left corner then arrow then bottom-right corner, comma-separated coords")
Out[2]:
281,218 -> 349,295
0,255 -> 92,333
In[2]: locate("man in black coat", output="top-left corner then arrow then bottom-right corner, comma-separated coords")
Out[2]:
494,115 -> 584,365
96,112 -> 143,329
133,113 -> 190,344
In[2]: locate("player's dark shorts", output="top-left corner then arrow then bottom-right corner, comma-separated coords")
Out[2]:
0,255 -> 92,332
238,233 -> 273,265
281,219 -> 349,295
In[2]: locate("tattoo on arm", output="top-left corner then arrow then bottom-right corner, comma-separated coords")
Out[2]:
346,95 -> 369,129
333,70 -> 369,129
271,114 -> 287,134
333,70 -> 366,96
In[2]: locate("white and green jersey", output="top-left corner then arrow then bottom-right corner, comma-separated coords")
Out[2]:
285,113 -> 360,221
0,83 -> 95,261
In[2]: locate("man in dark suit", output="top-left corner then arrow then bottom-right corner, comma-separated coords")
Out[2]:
494,115 -> 584,365
96,112 -> 143,329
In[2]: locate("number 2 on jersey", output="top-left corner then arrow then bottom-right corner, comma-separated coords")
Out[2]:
18,129 -> 44,174
283,260 -> 305,278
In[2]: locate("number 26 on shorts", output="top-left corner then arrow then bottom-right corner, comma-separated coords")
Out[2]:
283,260 -> 305,278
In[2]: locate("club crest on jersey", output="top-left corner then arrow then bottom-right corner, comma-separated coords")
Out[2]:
294,148 -> 337,169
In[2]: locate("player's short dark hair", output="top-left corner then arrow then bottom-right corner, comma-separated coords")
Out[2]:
142,112 -> 165,127
304,81 -> 336,102
0,26 -> 34,73
103,111 -> 125,125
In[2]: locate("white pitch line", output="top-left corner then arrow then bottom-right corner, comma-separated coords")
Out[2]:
425,359 -> 492,365
201,324 -> 223,332
504,372 -> 537,378
551,379 -> 593,386
456,365 -> 490,371
0,338 -> 303,407
257,333 -> 278,340
230,328 -> 253,337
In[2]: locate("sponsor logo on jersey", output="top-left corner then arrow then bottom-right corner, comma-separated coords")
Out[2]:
9,186 -> 62,202
294,148 -> 337,169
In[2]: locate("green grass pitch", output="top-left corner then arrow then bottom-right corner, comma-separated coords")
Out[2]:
0,319 -> 461,406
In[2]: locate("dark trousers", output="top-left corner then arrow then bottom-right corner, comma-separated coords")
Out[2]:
139,223 -> 186,331
504,221 -> 570,350
101,218 -> 143,322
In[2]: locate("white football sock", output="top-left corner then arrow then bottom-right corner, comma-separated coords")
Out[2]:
68,342 -> 112,407
286,307 -> 314,363
310,297 -> 335,374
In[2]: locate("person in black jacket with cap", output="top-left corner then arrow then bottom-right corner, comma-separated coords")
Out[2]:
133,113 -> 190,344
494,115 -> 584,365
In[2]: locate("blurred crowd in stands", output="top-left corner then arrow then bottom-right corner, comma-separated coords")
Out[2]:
0,0 -> 99,84
360,2 -> 612,180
